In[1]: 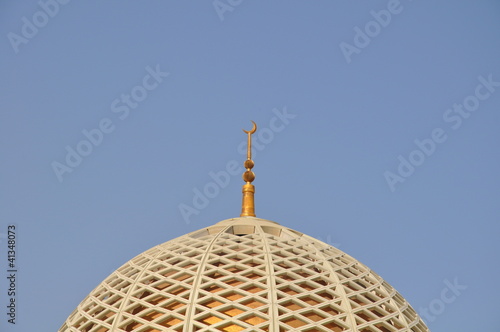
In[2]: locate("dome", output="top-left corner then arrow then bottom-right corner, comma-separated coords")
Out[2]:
59,123 -> 429,331
59,217 -> 429,332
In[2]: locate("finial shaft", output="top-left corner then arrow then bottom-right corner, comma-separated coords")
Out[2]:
241,121 -> 257,217
247,132 -> 252,160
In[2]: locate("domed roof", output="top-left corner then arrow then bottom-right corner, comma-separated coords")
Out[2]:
59,217 -> 429,332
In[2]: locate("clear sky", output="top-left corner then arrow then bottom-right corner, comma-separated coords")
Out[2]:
1,1 -> 499,331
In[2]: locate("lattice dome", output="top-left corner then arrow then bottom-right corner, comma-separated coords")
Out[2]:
59,217 -> 429,332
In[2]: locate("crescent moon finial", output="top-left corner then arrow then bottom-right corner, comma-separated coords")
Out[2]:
243,121 -> 257,134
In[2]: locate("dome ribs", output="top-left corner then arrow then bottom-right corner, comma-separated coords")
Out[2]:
59,217 -> 429,332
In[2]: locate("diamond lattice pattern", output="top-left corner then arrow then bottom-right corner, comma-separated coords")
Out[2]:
59,218 -> 429,332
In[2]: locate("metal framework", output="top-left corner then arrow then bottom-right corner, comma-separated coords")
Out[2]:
59,217 -> 429,332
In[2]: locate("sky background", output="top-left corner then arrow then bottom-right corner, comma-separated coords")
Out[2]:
1,1 -> 499,331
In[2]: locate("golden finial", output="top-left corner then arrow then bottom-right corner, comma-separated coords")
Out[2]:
240,121 -> 257,217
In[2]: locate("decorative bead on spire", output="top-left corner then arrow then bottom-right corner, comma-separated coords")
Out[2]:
240,121 -> 257,217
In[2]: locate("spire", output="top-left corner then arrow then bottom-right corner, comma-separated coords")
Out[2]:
240,121 -> 257,217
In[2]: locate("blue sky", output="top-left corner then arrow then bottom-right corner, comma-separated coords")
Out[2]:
1,1 -> 499,331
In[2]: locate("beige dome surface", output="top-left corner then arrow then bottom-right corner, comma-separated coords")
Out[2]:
59,217 -> 429,332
